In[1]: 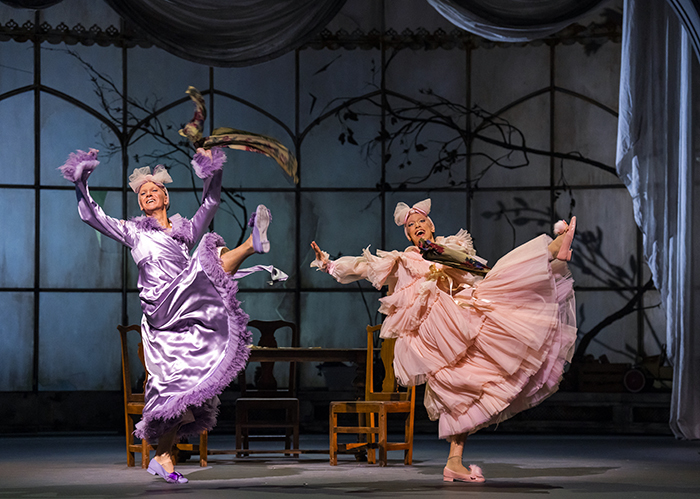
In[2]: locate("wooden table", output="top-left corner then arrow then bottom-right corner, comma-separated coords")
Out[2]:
248,346 -> 367,364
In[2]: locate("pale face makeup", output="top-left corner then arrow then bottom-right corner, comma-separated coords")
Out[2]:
405,212 -> 435,246
138,181 -> 168,215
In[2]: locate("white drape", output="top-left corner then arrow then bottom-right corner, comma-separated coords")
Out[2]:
616,0 -> 700,439
426,0 -> 610,42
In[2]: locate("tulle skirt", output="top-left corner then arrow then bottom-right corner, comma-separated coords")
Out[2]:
391,235 -> 576,439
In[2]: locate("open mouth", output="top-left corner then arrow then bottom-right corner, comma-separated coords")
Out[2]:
415,229 -> 425,237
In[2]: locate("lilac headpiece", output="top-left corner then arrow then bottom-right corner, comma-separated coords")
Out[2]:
128,165 -> 173,193
393,198 -> 434,240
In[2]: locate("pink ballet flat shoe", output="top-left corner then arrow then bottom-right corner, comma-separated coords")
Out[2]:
248,204 -> 271,254
443,464 -> 485,483
147,459 -> 189,484
556,216 -> 576,261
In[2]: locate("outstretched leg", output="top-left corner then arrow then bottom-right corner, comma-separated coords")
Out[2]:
219,204 -> 272,274
220,236 -> 256,274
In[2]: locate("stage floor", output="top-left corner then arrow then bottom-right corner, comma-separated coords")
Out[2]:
0,434 -> 698,498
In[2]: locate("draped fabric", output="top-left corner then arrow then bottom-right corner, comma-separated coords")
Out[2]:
103,0 -> 346,67
616,0 -> 700,439
0,0 -> 64,7
426,0 -> 610,42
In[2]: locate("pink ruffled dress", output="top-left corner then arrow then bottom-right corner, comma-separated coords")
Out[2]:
313,231 -> 576,439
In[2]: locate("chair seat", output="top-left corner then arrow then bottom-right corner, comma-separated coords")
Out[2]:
237,397 -> 299,404
331,400 -> 412,413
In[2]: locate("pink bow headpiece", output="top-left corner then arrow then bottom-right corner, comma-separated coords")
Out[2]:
128,165 -> 173,193
394,198 -> 432,226
394,198 -> 434,241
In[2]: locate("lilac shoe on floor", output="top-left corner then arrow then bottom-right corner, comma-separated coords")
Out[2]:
147,459 -> 189,484
248,204 -> 271,254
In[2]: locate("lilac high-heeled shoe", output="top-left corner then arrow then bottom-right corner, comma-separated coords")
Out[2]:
248,204 -> 271,254
147,459 -> 189,484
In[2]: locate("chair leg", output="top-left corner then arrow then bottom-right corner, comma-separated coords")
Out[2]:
378,408 -> 388,467
329,408 -> 338,466
141,436 -> 150,469
236,404 -> 247,458
285,426 -> 292,457
367,412 -> 376,465
404,411 -> 413,465
292,404 -> 300,452
125,412 -> 135,467
199,430 -> 208,467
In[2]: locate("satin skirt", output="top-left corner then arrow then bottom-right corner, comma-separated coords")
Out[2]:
134,232 -> 251,443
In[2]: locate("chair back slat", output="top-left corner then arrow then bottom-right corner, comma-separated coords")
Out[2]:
117,324 -> 148,401
241,320 -> 299,397
364,325 -> 412,403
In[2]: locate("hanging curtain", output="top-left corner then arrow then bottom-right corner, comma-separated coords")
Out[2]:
426,0 -> 610,42
616,0 -> 700,439
103,0 -> 346,67
0,0 -> 64,7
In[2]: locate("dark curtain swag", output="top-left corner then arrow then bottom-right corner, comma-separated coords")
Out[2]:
2,0 -> 347,67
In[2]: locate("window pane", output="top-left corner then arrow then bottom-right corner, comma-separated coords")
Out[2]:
301,191 -> 382,289
39,292 -> 122,390
0,292 -> 33,391
300,48 -> 382,188
42,43 -> 122,124
0,188 -> 34,287
0,93 -> 34,185
300,290 -> 381,388
554,188 -> 638,289
471,190 -> 553,259
41,93 -> 122,187
40,189 -> 122,288
574,289 -> 638,364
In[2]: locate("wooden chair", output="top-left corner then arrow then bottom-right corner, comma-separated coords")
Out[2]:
236,320 -> 300,456
117,324 -> 208,467
329,325 -> 416,466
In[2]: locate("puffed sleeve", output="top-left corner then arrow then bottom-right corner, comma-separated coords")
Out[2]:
311,246 -> 401,289
60,149 -> 135,248
188,148 -> 226,245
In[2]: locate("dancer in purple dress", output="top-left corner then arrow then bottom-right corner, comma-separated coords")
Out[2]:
60,146 -> 282,483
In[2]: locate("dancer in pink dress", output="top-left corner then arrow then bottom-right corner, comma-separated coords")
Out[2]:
311,199 -> 577,483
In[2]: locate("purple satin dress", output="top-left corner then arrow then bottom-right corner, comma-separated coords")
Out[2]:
73,168 -> 250,442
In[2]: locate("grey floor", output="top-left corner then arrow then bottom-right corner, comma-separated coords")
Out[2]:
0,433 -> 699,498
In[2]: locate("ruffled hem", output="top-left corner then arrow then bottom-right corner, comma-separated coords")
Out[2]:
134,232 -> 251,442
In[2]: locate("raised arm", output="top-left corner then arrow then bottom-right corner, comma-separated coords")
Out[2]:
59,149 -> 134,247
189,148 -> 226,244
